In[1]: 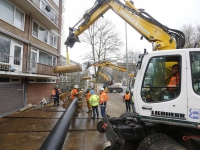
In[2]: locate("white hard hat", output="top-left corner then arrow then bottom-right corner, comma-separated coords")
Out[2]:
100,87 -> 104,91
74,85 -> 79,88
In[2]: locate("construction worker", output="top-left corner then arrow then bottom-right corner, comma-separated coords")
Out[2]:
89,90 -> 99,119
167,64 -> 180,90
99,87 -> 108,117
123,89 -> 131,112
52,85 -> 61,107
85,88 -> 92,115
70,85 -> 79,101
150,64 -> 180,101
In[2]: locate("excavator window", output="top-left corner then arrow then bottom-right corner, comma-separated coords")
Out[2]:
190,52 -> 200,95
141,55 -> 181,103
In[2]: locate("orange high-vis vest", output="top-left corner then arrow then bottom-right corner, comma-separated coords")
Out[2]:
124,93 -> 130,100
167,73 -> 180,86
86,92 -> 91,101
70,88 -> 78,100
99,91 -> 108,104
52,89 -> 56,95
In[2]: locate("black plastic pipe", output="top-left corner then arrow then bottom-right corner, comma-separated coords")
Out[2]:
39,97 -> 78,150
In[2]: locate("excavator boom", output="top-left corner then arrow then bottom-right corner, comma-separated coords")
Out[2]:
87,61 -> 127,72
65,0 -> 185,50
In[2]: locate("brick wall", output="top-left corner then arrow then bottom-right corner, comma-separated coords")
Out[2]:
27,83 -> 56,104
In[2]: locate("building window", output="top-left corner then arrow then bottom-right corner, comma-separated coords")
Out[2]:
0,35 -> 11,63
39,51 -> 57,66
49,32 -> 57,48
29,78 -> 56,83
53,0 -> 59,7
38,26 -> 48,43
190,52 -> 200,95
32,21 -> 58,48
31,0 -> 58,25
0,0 -> 24,30
32,21 -> 39,37
0,77 -> 10,82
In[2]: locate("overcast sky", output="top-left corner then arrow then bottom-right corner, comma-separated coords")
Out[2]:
61,0 -> 200,63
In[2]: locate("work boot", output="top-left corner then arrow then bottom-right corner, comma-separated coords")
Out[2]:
91,115 -> 95,119
88,110 -> 92,115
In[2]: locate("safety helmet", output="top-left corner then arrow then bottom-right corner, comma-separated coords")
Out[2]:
90,90 -> 95,94
74,85 -> 79,88
100,87 -> 104,91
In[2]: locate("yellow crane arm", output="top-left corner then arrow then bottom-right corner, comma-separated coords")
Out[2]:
99,71 -> 109,81
65,0 -> 185,50
87,61 -> 127,72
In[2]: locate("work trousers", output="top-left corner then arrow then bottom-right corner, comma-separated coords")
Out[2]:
54,96 -> 59,106
92,106 -> 99,118
125,100 -> 131,112
100,102 -> 107,117
87,101 -> 92,110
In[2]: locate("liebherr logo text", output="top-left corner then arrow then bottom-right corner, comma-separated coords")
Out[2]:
121,10 -> 150,35
151,110 -> 186,120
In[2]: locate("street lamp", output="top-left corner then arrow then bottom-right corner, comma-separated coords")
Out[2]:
125,22 -> 128,89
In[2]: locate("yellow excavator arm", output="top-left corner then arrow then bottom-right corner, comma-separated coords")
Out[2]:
65,0 -> 185,50
87,61 -> 127,72
99,71 -> 109,81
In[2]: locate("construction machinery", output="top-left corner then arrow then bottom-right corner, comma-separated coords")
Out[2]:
87,61 -> 127,72
87,61 -> 127,86
65,0 -> 200,150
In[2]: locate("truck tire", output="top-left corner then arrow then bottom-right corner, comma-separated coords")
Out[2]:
108,89 -> 112,93
119,112 -> 136,118
117,89 -> 121,93
138,133 -> 186,150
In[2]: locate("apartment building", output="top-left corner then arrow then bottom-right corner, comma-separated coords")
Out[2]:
0,0 -> 62,117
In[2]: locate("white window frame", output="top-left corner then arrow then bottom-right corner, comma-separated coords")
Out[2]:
0,0 -> 25,30
32,20 -> 58,48
10,78 -> 21,83
29,78 -> 56,83
38,50 -> 57,66
53,0 -> 59,7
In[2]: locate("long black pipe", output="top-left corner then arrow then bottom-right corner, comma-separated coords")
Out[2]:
40,97 -> 78,150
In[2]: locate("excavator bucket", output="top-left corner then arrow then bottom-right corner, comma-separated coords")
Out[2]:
64,28 -> 80,48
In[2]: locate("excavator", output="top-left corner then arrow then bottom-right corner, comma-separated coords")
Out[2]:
65,0 -> 200,150
87,61 -> 134,89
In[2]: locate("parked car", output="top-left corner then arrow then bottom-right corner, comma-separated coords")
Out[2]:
107,83 -> 123,93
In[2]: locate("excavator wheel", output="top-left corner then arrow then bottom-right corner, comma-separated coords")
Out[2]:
119,112 -> 136,118
97,121 -> 106,133
138,133 -> 186,150
100,141 -> 111,150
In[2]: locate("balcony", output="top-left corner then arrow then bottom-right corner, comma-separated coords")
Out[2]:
0,53 -> 57,77
9,0 -> 59,29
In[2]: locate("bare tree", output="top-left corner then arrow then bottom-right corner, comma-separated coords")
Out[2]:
80,18 -> 124,82
120,48 -> 140,74
180,24 -> 198,48
194,24 -> 200,48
